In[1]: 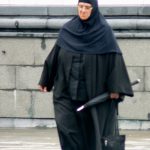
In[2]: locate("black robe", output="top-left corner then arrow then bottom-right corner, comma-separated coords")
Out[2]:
39,44 -> 133,150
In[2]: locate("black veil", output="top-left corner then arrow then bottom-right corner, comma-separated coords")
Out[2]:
57,0 -> 122,54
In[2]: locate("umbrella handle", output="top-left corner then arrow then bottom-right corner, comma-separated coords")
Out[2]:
77,79 -> 140,112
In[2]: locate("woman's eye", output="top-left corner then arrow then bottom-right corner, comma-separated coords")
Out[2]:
79,5 -> 83,9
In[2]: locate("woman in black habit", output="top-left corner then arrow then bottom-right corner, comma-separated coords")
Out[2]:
39,0 -> 133,149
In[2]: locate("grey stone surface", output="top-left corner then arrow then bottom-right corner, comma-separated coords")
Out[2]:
145,67 -> 150,92
0,18 -> 47,29
0,128 -> 150,150
13,118 -> 56,128
120,120 -> 150,130
2,38 -> 56,66
0,31 -> 58,38
48,6 -> 77,16
119,92 -> 150,120
0,6 -> 149,16
108,19 -> 136,30
108,19 -> 150,30
45,6 -> 150,16
14,91 -> 32,118
0,4 -> 149,124
34,39 -> 56,65
100,7 -> 138,16
0,118 -> 149,130
47,18 -> 70,29
38,18 -> 150,30
115,32 -> 150,38
32,91 -> 54,118
127,67 -> 144,91
136,19 -> 150,30
35,39 -> 150,66
16,66 -> 42,90
0,118 -> 14,128
0,66 -> 15,89
0,118 -> 56,128
119,120 -> 141,130
0,91 -> 15,117
0,31 -> 150,38
0,7 -> 47,16
118,39 -> 150,66
141,121 -> 150,130
1,18 -> 150,30
139,7 -> 150,16
0,38 -> 35,65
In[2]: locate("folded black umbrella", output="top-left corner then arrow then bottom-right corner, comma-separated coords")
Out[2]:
77,79 -> 140,112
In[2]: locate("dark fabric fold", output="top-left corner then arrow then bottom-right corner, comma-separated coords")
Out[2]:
106,54 -> 133,97
39,48 -> 133,150
39,44 -> 60,91
84,53 -> 133,101
39,48 -> 133,98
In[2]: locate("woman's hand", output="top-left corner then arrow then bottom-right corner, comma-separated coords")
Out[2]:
110,93 -> 119,99
39,85 -> 47,92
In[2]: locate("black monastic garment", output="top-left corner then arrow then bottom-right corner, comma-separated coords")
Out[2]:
39,46 -> 133,150
39,0 -> 133,149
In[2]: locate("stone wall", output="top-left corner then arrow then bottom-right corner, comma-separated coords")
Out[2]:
0,38 -> 55,119
0,5 -> 150,128
0,38 -> 150,121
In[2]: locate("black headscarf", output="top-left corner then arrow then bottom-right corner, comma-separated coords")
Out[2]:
57,0 -> 122,54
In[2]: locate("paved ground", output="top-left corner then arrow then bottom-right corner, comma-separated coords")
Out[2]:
0,128 -> 150,150
121,130 -> 150,150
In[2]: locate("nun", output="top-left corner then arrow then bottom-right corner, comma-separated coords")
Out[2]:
39,0 -> 133,149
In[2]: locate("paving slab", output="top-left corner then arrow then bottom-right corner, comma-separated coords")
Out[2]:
0,128 -> 149,150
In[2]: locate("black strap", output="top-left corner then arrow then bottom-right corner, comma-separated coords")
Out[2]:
115,102 -> 120,135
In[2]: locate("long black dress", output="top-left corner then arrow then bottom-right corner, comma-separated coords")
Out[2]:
39,44 -> 133,150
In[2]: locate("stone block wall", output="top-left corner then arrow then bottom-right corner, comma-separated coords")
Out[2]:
0,38 -> 55,119
0,37 -> 150,121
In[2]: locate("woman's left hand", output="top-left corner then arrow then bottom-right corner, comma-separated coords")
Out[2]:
110,93 -> 119,99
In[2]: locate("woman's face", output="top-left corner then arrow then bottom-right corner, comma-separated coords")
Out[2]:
78,2 -> 93,20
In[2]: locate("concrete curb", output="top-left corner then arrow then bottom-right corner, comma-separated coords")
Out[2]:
0,118 -> 149,130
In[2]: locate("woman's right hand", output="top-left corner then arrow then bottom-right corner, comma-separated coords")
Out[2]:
39,85 -> 48,92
